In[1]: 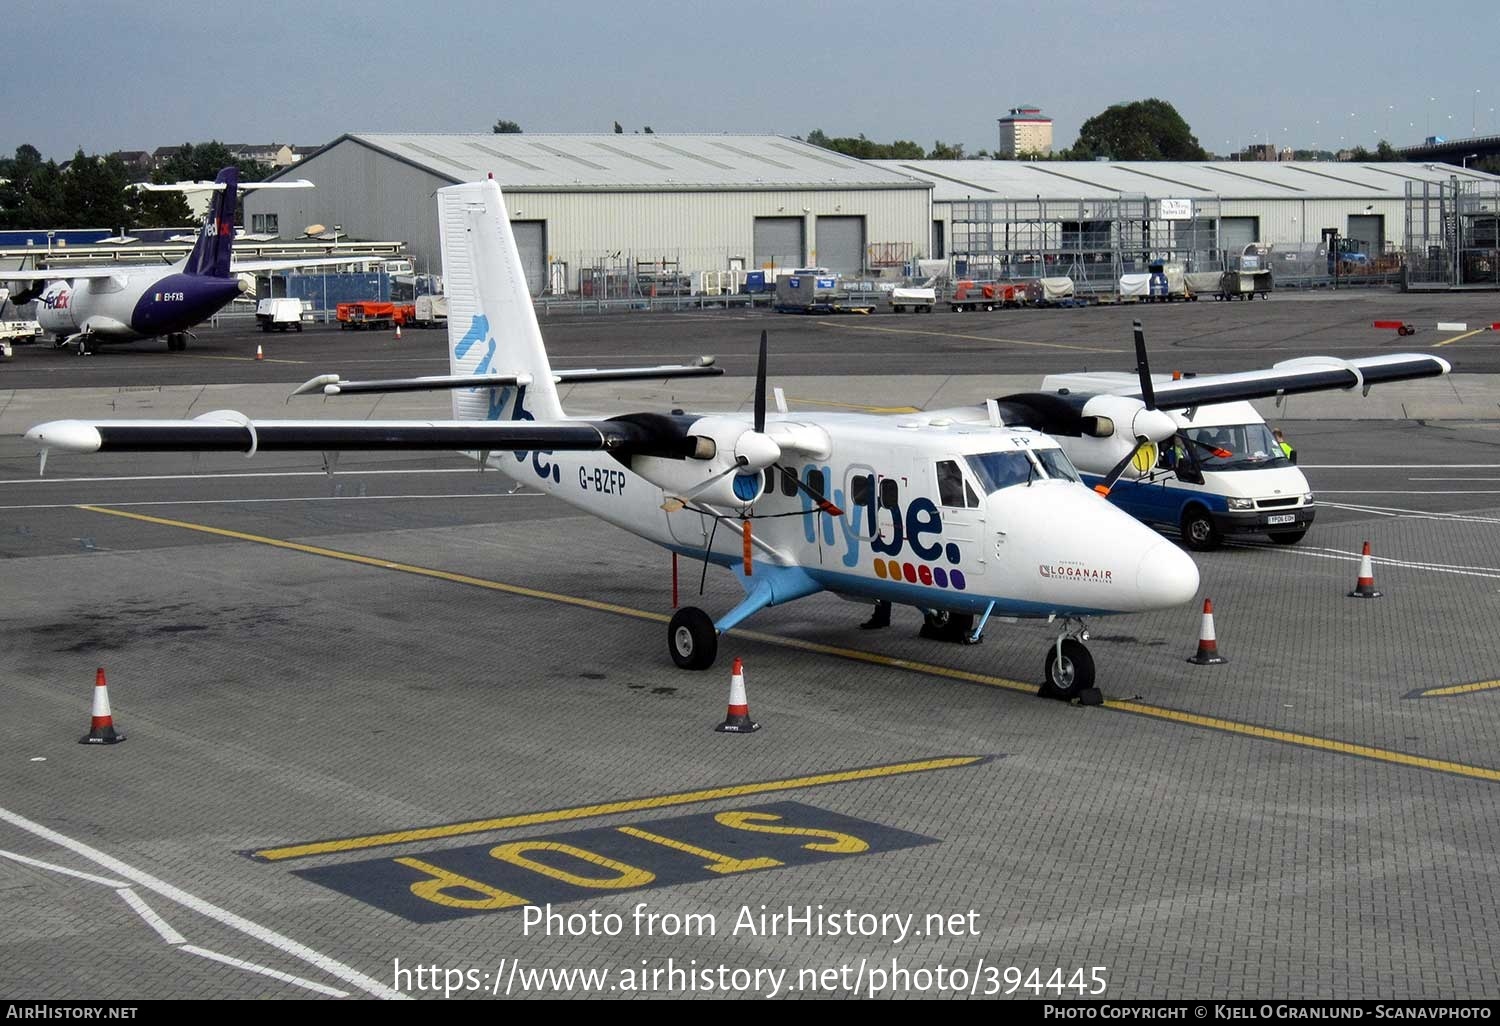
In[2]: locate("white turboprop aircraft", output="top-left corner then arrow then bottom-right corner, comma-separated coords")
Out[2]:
25,176 -> 1452,698
3,167 -> 353,355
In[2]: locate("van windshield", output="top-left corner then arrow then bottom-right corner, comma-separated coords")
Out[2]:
1183,423 -> 1290,470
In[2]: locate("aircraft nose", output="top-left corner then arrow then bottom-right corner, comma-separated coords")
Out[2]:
1135,541 -> 1199,609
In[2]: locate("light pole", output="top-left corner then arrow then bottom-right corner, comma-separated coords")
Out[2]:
1386,104 -> 1393,140
1427,96 -> 1436,138
1462,153 -> 1479,169
46,230 -> 54,260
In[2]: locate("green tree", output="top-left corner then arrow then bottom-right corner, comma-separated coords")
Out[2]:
493,119 -> 523,134
152,141 -> 269,184
927,140 -> 965,159
802,129 -> 923,159
1373,140 -> 1399,161
613,121 -> 623,134
643,126 -> 653,134
0,144 -> 64,229
1072,99 -> 1207,161
59,150 -> 130,229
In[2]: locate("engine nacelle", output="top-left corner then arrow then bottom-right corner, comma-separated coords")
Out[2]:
630,415 -> 780,510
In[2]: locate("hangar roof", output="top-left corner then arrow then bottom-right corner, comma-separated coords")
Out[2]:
868,159 -> 1500,201
301,133 -> 929,191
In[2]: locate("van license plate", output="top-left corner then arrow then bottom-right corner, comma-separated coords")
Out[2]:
1267,514 -> 1296,525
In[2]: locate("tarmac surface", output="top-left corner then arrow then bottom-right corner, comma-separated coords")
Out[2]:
2,291 -> 1500,1000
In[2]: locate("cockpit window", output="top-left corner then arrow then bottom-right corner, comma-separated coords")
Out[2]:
935,460 -> 966,506
1033,446 -> 1081,483
1183,424 -> 1289,470
965,451 -> 1033,493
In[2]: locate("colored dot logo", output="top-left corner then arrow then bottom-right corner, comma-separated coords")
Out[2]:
873,559 -> 965,590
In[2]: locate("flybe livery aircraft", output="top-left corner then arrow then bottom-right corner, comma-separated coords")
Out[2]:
25,176 -> 1450,698
5,168 -> 344,354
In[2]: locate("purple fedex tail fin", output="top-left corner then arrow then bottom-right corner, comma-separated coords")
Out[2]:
182,166 -> 237,278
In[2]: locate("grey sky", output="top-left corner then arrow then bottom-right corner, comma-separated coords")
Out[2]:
8,0 -> 1496,161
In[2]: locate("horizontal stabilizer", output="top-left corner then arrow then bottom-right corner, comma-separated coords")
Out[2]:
133,180 -> 316,193
291,359 -> 721,398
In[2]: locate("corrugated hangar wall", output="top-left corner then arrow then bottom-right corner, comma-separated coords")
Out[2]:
244,144 -> 453,275
245,139 -> 931,293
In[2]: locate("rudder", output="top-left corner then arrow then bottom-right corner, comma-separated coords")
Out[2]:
439,179 -> 561,423
182,167 -> 237,279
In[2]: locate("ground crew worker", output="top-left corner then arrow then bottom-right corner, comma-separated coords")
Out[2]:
1273,428 -> 1296,462
860,599 -> 892,630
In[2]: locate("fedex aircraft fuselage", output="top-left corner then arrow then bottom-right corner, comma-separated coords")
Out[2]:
36,269 -> 243,350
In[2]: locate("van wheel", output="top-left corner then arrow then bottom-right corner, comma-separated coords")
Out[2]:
1269,529 -> 1307,545
1180,508 -> 1222,551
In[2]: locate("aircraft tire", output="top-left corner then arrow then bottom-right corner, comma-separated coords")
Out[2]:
668,607 -> 718,670
1042,638 -> 1094,700
921,609 -> 975,642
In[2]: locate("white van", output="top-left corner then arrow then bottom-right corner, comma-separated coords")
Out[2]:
1042,375 -> 1314,550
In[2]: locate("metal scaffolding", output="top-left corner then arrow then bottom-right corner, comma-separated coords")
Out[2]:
948,195 -> 1224,291
1404,177 -> 1500,289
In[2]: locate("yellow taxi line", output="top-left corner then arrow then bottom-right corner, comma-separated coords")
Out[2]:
253,756 -> 985,861
1433,328 -> 1487,348
79,505 -> 1500,790
1411,679 -> 1500,699
787,397 -> 922,414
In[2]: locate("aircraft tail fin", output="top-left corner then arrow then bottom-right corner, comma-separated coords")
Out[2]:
182,166 -> 237,279
439,178 -> 562,423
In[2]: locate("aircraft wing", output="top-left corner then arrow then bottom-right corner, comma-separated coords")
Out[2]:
0,267 -> 133,281
289,360 -> 722,396
1132,354 -> 1451,408
230,256 -> 379,273
24,414 -> 700,459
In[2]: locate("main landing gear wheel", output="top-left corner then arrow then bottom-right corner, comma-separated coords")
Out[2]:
1041,637 -> 1095,701
920,609 -> 975,642
1180,507 -> 1222,551
73,337 -> 92,356
668,607 -> 718,670
167,333 -> 187,352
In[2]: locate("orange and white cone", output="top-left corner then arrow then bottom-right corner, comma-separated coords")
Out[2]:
394,322 -> 402,340
79,667 -> 125,745
1186,599 -> 1228,665
715,657 -> 760,733
254,344 -> 264,361
1348,541 -> 1383,598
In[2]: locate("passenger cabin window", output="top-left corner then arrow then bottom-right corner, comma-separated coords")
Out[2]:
849,472 -> 872,506
965,451 -> 1033,493
807,468 -> 825,497
879,477 -> 899,507
780,466 -> 799,497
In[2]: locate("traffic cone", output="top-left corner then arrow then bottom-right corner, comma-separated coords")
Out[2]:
394,322 -> 402,340
79,667 -> 125,745
254,344 -> 264,361
1186,599 -> 1228,665
1348,541 -> 1383,598
714,657 -> 760,733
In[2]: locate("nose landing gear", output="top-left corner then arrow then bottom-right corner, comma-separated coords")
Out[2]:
1041,617 -> 1101,704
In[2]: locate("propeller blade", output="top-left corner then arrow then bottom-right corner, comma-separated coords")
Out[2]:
754,330 -> 768,434
742,518 -> 753,576
1093,437 -> 1150,497
1133,320 -> 1156,411
776,462 -> 844,516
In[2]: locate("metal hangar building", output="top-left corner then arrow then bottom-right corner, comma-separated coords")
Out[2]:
245,133 -> 931,294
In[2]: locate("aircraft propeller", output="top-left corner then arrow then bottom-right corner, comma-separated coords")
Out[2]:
1092,321 -> 1173,497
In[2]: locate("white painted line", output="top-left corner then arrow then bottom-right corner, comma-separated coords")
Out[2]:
0,468 -> 506,486
116,887 -> 186,945
1409,477 -> 1500,481
1316,501 -> 1500,525
179,945 -> 350,999
0,848 -> 129,888
1301,465 -> 1500,470
0,805 -> 406,1000
1245,543 -> 1500,580
1437,322 -> 1468,331
1318,490 -> 1500,495
0,492 -> 534,512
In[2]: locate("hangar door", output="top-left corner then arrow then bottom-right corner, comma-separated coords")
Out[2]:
1346,214 -> 1384,256
1219,217 -> 1259,260
816,215 -> 865,275
511,220 -> 546,295
754,217 -> 804,269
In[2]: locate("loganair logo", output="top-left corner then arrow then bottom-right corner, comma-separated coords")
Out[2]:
1039,561 -> 1114,584
454,314 -> 560,484
798,468 -> 966,589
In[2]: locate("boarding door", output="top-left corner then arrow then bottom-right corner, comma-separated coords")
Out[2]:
932,457 -> 987,577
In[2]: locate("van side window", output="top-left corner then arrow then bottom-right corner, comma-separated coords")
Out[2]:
936,460 -> 966,507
